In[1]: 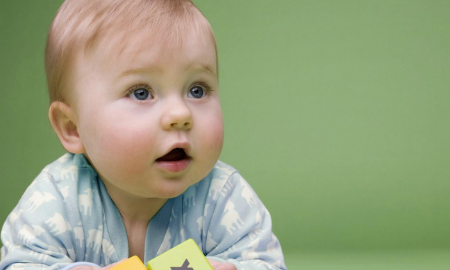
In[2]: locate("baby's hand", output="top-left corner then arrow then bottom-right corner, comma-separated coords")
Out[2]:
208,259 -> 237,270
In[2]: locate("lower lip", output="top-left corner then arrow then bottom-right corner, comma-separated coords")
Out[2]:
155,158 -> 191,173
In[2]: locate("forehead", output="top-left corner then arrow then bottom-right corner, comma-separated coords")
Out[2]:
84,24 -> 217,75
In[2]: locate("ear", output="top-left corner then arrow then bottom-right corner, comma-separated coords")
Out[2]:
49,101 -> 85,154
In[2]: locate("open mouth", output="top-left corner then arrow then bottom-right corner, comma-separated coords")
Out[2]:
156,148 -> 189,162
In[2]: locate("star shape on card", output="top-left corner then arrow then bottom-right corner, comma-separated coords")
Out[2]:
171,259 -> 194,270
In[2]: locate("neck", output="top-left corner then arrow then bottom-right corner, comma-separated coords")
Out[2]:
117,197 -> 167,223
104,183 -> 168,223
104,184 -> 167,262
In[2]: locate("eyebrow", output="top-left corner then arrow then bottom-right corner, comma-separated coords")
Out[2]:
120,64 -> 217,78
119,67 -> 162,78
189,64 -> 217,76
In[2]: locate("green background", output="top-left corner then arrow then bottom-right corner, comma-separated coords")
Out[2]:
1,0 -> 450,269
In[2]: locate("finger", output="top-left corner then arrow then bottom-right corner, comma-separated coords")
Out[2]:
215,262 -> 237,270
207,259 -> 222,268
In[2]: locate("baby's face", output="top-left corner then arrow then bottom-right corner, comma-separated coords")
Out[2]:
70,28 -> 223,200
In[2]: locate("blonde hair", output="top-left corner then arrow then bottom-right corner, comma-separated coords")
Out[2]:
45,0 -> 217,103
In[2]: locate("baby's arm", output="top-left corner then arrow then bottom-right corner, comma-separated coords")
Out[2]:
1,174 -> 72,269
204,172 -> 286,270
0,170 -> 103,270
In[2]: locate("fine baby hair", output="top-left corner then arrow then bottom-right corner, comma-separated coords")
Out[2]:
45,0 -> 215,103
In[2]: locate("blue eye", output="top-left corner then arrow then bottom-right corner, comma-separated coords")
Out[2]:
129,87 -> 153,100
188,86 -> 205,99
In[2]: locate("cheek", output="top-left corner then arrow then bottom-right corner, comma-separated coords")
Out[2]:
197,110 -> 224,157
80,115 -> 157,175
208,121 -> 224,151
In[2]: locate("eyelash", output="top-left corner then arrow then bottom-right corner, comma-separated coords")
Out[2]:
190,82 -> 214,95
126,83 -> 153,97
126,82 -> 214,99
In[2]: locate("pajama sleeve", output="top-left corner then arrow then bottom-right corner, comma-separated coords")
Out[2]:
0,171 -> 86,270
205,171 -> 287,270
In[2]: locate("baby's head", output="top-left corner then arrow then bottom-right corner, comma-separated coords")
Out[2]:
46,0 -> 224,200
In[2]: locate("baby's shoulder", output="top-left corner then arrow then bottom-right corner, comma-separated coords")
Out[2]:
206,160 -> 241,189
17,153 -> 101,221
210,160 -> 239,179
42,152 -> 94,180
39,153 -> 95,184
193,160 -> 247,202
29,153 -> 98,199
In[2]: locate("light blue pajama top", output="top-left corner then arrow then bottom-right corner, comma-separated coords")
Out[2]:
0,153 -> 286,270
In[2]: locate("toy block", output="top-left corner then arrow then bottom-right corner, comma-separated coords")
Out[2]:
110,255 -> 147,270
147,239 -> 213,270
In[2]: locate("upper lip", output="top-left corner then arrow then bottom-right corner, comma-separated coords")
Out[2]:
156,141 -> 191,160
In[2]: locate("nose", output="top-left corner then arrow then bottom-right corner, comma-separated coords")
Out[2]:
161,97 -> 193,131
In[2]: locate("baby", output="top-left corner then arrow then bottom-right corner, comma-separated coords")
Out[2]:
0,0 -> 286,269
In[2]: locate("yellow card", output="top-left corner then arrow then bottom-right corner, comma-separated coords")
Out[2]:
147,239 -> 213,270
110,255 -> 147,270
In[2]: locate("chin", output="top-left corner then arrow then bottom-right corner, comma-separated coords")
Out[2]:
154,183 -> 191,199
